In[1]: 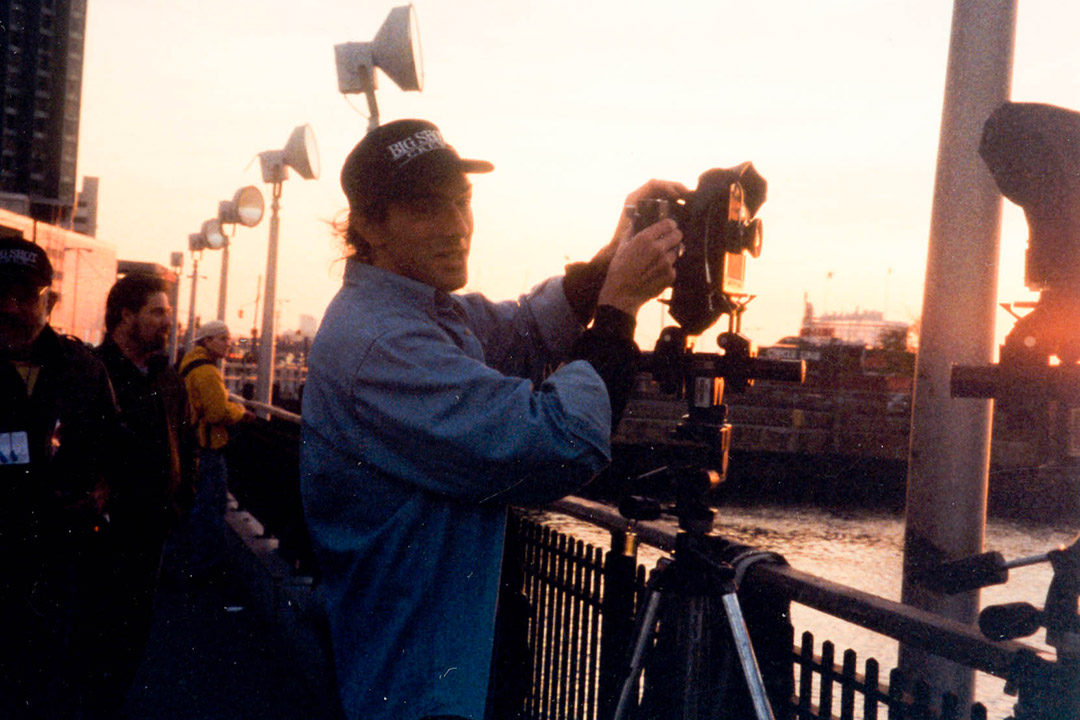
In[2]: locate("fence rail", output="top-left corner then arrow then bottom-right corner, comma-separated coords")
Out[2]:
549,497 -> 1034,681
223,413 -> 1070,720
515,504 -> 998,720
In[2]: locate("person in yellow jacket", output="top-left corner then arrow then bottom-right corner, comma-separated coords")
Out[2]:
177,320 -> 253,581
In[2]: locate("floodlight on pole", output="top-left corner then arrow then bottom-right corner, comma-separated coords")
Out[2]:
255,124 -> 320,410
215,185 -> 265,321
335,4 -> 424,130
219,185 -> 265,228
196,219 -> 227,251
183,219 -> 227,348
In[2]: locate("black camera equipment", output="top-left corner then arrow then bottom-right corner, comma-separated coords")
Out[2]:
632,163 -> 767,337
609,165 -> 804,720
619,163 -> 805,527
952,103 -> 1080,470
919,534 -> 1079,720
613,533 -> 786,720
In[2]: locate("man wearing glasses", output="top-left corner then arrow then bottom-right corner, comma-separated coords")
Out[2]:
0,236 -> 119,717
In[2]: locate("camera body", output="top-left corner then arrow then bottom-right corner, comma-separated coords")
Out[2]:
632,163 -> 767,336
614,163 -> 803,528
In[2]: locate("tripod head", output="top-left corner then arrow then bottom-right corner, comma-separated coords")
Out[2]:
618,309 -> 804,533
616,163 -> 801,533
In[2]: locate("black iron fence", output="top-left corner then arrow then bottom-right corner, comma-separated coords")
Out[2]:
517,520 -> 607,720
511,504 -> 999,720
225,411 -> 1071,720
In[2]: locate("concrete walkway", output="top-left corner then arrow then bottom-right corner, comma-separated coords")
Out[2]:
119,502 -> 344,720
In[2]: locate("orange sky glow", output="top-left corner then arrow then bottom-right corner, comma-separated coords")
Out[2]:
75,1 -> 1080,350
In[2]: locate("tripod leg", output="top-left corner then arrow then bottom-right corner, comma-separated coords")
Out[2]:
614,589 -> 663,720
720,592 -> 776,720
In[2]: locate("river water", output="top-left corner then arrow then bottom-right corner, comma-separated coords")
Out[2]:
538,502 -> 1077,719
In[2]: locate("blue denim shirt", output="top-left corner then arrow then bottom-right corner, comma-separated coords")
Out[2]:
300,261 -> 612,720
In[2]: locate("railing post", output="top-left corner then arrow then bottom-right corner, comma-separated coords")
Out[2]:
598,530 -> 639,720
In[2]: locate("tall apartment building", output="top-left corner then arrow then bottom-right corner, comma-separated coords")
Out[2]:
0,0 -> 88,225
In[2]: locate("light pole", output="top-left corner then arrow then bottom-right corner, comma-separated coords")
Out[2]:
215,185 -> 265,322
217,240 -> 229,323
255,124 -> 319,408
335,4 -> 424,131
184,219 -> 226,349
184,239 -> 201,350
168,251 -> 184,363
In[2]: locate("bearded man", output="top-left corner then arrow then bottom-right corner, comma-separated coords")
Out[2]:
85,272 -> 197,717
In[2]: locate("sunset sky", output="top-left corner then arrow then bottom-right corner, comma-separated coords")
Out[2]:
75,1 -> 1080,349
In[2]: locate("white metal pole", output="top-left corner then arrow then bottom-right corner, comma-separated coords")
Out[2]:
217,239 -> 229,322
185,254 -> 200,351
255,185 -> 282,409
899,0 -> 1016,705
168,255 -> 182,364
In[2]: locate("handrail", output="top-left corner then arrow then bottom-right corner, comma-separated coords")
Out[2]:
232,394 -> 301,424
549,496 -> 1049,680
221,408 -> 1051,683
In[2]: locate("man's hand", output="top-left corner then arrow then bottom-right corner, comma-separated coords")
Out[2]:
597,217 -> 682,316
591,179 -> 689,267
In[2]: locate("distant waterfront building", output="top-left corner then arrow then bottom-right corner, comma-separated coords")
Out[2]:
0,0 -> 89,225
796,296 -> 911,350
298,313 -> 318,339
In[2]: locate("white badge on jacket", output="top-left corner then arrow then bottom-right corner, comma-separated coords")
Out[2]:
0,431 -> 31,464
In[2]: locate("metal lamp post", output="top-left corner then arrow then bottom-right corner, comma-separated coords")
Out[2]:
184,219 -> 226,349
335,4 -> 424,131
254,124 -> 319,409
215,185 -> 265,322
168,251 -> 184,363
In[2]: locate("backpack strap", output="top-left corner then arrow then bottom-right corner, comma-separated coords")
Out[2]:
179,358 -> 216,378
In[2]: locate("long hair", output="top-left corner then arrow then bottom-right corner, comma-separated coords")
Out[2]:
333,199 -> 390,264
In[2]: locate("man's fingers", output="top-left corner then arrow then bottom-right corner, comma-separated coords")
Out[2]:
631,218 -> 678,243
640,222 -> 683,257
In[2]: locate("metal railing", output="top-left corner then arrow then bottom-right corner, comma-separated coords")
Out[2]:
224,408 -> 1069,720
539,498 -> 1041,720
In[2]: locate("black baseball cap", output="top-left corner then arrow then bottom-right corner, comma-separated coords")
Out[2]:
0,237 -> 53,287
341,119 -> 494,208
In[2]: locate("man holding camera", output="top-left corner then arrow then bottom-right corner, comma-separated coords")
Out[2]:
300,119 -> 684,720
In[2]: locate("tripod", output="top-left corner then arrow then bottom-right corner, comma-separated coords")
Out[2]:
609,306 -> 801,720
613,530 -> 781,720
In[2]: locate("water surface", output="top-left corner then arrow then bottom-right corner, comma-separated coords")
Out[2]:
539,503 -> 1077,718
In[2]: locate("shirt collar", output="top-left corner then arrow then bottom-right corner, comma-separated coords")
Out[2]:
344,259 -> 460,316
